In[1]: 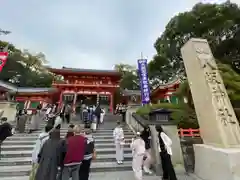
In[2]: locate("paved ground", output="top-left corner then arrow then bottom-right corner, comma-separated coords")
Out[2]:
0,171 -> 198,180
88,171 -> 197,180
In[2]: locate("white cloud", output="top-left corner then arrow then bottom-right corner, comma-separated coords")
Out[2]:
0,0 -> 237,70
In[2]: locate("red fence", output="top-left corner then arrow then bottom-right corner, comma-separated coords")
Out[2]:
178,128 -> 200,138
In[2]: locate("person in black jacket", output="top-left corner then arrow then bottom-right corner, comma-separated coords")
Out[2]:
79,125 -> 95,180
140,127 -> 153,174
156,125 -> 177,180
0,117 -> 12,159
94,104 -> 102,127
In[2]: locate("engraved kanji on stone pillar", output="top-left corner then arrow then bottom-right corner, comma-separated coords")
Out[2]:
181,38 -> 240,147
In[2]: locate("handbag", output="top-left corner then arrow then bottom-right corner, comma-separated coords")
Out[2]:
29,163 -> 39,180
92,149 -> 97,160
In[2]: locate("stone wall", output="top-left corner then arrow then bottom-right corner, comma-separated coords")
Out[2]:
125,107 -> 184,168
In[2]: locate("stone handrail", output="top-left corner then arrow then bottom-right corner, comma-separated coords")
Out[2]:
125,109 -> 163,175
126,108 -> 147,133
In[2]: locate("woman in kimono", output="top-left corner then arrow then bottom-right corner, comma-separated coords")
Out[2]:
100,108 -> 105,124
35,129 -> 66,180
29,125 -> 52,180
28,109 -> 41,134
140,127 -> 153,174
131,132 -> 145,180
156,125 -> 177,180
113,121 -> 124,164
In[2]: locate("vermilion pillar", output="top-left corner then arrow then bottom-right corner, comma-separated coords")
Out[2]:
109,93 -> 113,113
58,90 -> 63,111
73,92 -> 77,113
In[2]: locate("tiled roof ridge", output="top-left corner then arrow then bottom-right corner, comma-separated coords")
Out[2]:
0,80 -> 56,93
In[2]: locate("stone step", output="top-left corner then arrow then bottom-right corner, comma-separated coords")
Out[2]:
1,143 -> 132,151
2,138 -> 133,145
0,171 -> 151,180
0,154 -> 133,166
1,147 -> 132,158
15,132 -> 134,137
5,134 -> 133,141
14,128 -> 133,134
0,161 -> 132,177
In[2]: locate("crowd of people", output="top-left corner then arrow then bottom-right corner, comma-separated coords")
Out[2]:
0,102 -> 178,180
115,103 -> 127,123
30,121 -> 95,180
113,122 -> 177,180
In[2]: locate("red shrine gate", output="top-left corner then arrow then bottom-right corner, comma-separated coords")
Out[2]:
48,67 -> 121,113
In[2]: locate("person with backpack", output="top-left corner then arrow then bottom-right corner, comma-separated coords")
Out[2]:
79,125 -> 96,180
62,125 -> 86,180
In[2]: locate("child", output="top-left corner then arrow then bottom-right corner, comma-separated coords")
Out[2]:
65,124 -> 75,139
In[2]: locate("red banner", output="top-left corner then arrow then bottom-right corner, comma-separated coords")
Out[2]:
0,52 -> 8,72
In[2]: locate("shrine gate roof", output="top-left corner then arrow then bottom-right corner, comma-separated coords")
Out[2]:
151,78 -> 182,95
0,80 -> 57,93
48,67 -> 121,77
17,87 -> 57,93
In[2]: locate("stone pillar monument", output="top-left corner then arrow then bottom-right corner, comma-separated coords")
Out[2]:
181,38 -> 240,180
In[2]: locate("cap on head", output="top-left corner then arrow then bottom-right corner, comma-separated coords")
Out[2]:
117,121 -> 121,125
136,132 -> 140,136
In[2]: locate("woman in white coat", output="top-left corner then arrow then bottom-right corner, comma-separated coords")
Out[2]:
131,132 -> 145,180
156,125 -> 177,180
100,108 -> 105,124
113,121 -> 124,164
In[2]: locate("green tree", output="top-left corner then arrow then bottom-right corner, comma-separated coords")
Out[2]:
114,63 -> 140,90
21,50 -> 48,72
174,63 -> 240,126
149,2 -> 240,84
0,40 -> 53,87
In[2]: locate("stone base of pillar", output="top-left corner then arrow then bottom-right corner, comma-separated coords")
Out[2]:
194,144 -> 240,180
0,101 -> 17,122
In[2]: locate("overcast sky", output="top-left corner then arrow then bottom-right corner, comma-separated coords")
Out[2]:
0,0 -> 238,70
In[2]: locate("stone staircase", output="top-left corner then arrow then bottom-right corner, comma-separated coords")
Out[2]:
0,121 -> 134,180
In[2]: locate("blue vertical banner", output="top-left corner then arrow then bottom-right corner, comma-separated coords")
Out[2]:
137,59 -> 150,104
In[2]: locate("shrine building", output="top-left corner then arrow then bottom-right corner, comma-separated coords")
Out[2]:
0,68 -> 181,111
48,67 -> 121,113
0,67 -> 121,113
0,80 -> 57,110
120,78 -> 181,105
150,78 -> 181,104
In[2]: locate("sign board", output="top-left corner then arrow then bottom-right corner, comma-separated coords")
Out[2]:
0,52 -> 8,72
137,59 -> 150,104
